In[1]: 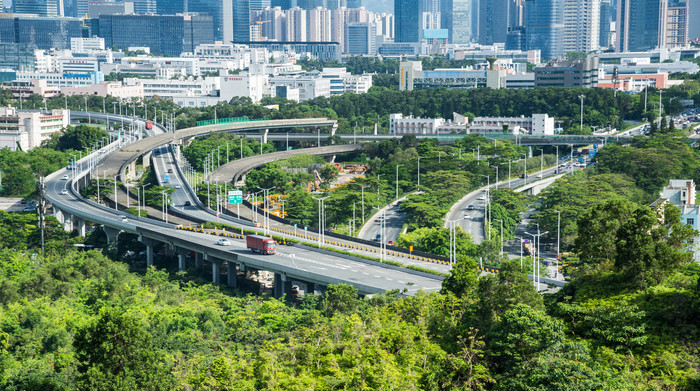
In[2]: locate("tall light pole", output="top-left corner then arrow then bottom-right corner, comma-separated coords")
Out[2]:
313,196 -> 330,247
417,157 -> 421,187
480,174 -> 490,239
658,89 -> 663,130
578,94 -> 586,133
258,186 -> 274,236
139,183 -> 151,218
360,184 -> 369,224
395,164 -> 403,199
556,210 -> 561,277
495,218 -> 503,257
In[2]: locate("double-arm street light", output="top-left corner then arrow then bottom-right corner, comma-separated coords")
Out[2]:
313,196 -> 330,248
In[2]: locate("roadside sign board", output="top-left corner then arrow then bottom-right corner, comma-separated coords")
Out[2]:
163,175 -> 170,183
228,190 -> 243,204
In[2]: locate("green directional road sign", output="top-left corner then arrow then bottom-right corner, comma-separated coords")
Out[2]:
228,190 -> 243,204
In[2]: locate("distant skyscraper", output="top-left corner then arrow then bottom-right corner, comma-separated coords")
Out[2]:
599,0 -> 612,48
326,0 -> 346,10
233,0 -> 250,41
346,22 -> 375,54
525,0 -> 564,59
347,0 -> 361,7
308,7 -> 331,41
98,13 -> 214,55
271,0 -> 297,9
14,0 -> 59,16
285,6 -> 306,40
395,0 -> 422,42
617,0 -> 663,52
478,0 -> 509,44
156,0 -> 184,15
664,0 -> 688,47
562,0 -> 600,53
131,0 -> 156,14
441,0 -> 471,44
189,0 -> 227,42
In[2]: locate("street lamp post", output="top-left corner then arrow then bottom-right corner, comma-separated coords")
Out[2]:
395,164 -> 403,199
495,219 -> 503,257
579,94 -> 586,133
139,183 -> 151,218
480,174 -> 490,239
417,157 -> 421,187
313,196 -> 330,248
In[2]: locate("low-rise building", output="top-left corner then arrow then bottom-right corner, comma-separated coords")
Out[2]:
270,74 -> 331,101
124,76 -> 218,99
534,58 -> 599,88
390,113 -> 468,135
317,67 -> 372,95
399,60 -> 507,91
61,81 -> 143,99
11,71 -> 104,87
655,179 -> 700,262
470,114 -> 554,135
0,107 -> 70,151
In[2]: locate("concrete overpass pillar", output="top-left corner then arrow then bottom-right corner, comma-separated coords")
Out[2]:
284,278 -> 294,302
103,226 -> 120,244
325,155 -> 336,164
146,244 -> 154,267
212,262 -> 220,285
273,273 -> 283,299
178,252 -> 186,271
331,123 -> 337,136
76,218 -> 86,237
182,137 -> 194,148
306,282 -> 315,295
316,284 -> 327,297
195,252 -> 202,269
142,151 -> 152,168
261,128 -> 269,144
227,262 -> 238,288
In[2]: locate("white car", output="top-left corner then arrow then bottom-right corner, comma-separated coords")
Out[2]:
536,174 -> 543,178
119,215 -> 128,223
478,195 -> 486,200
464,214 -> 470,219
216,238 -> 231,246
60,189 -> 69,195
61,175 -> 69,180
175,184 -> 181,189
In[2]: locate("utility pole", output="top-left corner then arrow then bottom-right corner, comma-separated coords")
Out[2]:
35,176 -> 46,254
579,94 -> 586,133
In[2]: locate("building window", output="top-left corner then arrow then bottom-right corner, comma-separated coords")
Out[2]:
688,218 -> 694,226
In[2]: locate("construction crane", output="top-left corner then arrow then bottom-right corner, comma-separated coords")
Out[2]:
254,20 -> 270,41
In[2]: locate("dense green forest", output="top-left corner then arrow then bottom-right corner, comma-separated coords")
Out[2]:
0,197 -> 699,389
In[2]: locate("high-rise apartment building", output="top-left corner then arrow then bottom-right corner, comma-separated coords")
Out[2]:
309,6 -> 332,41
441,0 -> 471,44
664,0 -> 688,47
131,0 -> 156,14
347,0 -> 361,7
259,6 -> 287,41
271,0 -> 297,9
525,0 -> 564,59
13,0 -> 59,16
395,0 -> 422,42
286,7 -> 307,41
562,0 -> 600,53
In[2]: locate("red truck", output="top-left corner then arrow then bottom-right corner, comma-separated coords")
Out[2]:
145,120 -> 153,130
246,234 -> 277,255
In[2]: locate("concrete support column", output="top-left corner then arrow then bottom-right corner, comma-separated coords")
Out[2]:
227,262 -> 238,288
104,226 -> 120,244
331,123 -> 337,136
316,284 -> 327,297
195,252 -> 202,269
284,278 -> 294,302
146,244 -> 154,267
142,151 -> 152,168
178,253 -> 186,271
273,273 -> 283,299
212,262 -> 220,284
76,218 -> 86,237
306,282 -> 315,295
261,128 -> 269,144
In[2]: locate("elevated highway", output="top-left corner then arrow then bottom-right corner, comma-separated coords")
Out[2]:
47,113 -> 442,298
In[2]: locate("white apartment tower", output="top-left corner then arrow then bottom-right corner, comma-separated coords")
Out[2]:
285,7 -> 307,41
260,6 -> 287,41
563,0 -> 600,53
309,7 -> 332,41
